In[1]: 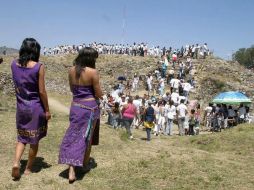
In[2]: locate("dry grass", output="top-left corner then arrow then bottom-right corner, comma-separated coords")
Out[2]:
1,94 -> 254,190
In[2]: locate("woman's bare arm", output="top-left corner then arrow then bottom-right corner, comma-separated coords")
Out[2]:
92,70 -> 103,99
38,64 -> 51,120
68,68 -> 74,93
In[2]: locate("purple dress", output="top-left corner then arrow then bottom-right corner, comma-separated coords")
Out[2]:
11,60 -> 47,144
59,85 -> 100,167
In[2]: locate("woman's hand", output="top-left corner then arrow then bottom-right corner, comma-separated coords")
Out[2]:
45,111 -> 51,121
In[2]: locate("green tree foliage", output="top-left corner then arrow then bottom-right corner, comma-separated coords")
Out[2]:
233,45 -> 254,68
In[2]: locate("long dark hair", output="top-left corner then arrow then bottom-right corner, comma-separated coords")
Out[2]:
18,38 -> 41,67
73,47 -> 98,79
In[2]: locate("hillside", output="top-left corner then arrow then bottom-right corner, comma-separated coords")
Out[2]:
0,46 -> 18,55
0,54 -> 254,189
0,54 -> 253,110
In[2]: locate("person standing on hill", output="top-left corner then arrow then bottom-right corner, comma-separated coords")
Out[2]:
132,73 -> 139,92
165,100 -> 176,136
59,47 -> 102,183
172,51 -> 177,68
11,38 -> 51,180
161,55 -> 168,78
194,43 -> 200,59
203,43 -> 208,59
146,73 -> 153,95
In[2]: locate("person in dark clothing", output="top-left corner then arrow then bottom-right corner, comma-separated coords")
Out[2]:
188,109 -> 196,135
144,101 -> 155,141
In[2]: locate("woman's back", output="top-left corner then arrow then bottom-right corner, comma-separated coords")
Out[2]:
11,60 -> 41,105
69,66 -> 102,100
69,66 -> 94,86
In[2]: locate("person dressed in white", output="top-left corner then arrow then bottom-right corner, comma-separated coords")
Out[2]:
170,77 -> 180,92
165,100 -> 176,135
146,74 -> 153,95
158,78 -> 165,96
203,43 -> 208,59
162,92 -> 171,102
132,74 -> 139,92
176,99 -> 188,136
171,90 -> 179,106
182,81 -> 192,103
154,101 -> 165,136
178,95 -> 186,105
204,103 -> 213,129
133,95 -> 142,128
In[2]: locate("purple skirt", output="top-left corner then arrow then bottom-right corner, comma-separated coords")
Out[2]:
16,102 -> 47,144
58,101 -> 100,166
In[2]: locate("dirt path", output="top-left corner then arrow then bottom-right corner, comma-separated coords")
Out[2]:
48,97 -> 69,114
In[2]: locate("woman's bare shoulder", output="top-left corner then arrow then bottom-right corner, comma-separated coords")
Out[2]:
85,67 -> 96,71
85,67 -> 98,74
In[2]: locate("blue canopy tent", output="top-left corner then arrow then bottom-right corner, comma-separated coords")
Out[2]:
212,91 -> 252,105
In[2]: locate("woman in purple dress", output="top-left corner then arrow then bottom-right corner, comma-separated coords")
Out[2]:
59,47 -> 102,183
11,38 -> 51,180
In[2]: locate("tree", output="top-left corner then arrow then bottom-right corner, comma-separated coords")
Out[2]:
233,45 -> 254,68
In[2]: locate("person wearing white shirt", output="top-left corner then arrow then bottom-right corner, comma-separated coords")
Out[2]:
168,69 -> 174,82
162,92 -> 171,102
159,78 -> 165,96
177,99 -> 188,136
165,100 -> 176,135
191,45 -> 195,58
154,101 -> 165,136
172,78 -> 180,91
195,43 -> 200,59
132,74 -> 139,92
133,95 -> 142,128
178,95 -> 186,105
204,103 -> 213,129
183,82 -> 192,101
171,91 -> 179,106
238,104 -> 246,123
203,43 -> 208,59
146,74 -> 153,95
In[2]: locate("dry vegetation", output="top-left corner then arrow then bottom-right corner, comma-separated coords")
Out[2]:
0,105 -> 254,190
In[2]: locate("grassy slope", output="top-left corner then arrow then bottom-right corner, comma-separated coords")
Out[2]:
1,104 -> 254,190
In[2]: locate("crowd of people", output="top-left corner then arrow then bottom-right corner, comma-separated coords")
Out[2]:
101,51 -> 250,141
7,37 -> 252,183
43,42 -> 210,58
